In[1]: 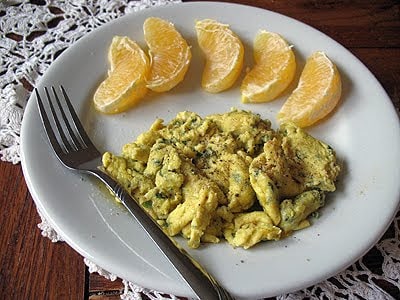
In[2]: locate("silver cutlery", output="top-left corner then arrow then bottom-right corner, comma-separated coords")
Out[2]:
35,85 -> 235,300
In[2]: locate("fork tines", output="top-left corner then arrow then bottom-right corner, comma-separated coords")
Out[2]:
35,86 -> 92,154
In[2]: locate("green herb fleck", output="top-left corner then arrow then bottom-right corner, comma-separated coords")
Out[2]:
155,192 -> 168,199
232,173 -> 242,183
142,200 -> 153,208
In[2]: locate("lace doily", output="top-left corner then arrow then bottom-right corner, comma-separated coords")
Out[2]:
1,1 -> 399,299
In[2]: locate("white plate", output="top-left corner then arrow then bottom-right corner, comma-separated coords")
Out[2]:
21,2 -> 400,299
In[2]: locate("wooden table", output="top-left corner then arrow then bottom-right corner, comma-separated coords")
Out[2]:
1,1 -> 399,299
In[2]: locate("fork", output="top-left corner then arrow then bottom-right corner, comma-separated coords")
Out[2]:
35,86 -> 235,300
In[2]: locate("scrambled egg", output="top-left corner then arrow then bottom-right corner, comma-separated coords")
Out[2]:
102,109 -> 340,249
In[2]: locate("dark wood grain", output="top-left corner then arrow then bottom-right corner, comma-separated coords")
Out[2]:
189,0 -> 400,48
0,161 -> 86,299
88,276 -> 123,298
89,295 -> 122,300
89,276 -> 123,293
351,48 -> 400,112
1,1 -> 399,300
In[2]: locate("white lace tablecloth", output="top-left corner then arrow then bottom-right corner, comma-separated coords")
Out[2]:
1,1 -> 399,299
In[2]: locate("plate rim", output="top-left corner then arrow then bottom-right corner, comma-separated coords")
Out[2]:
20,1 -> 400,298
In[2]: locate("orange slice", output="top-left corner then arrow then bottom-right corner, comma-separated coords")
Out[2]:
94,36 -> 149,114
143,17 -> 191,92
241,30 -> 296,103
195,19 -> 244,93
277,51 -> 342,127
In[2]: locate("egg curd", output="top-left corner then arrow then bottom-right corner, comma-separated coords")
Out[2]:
102,109 -> 340,249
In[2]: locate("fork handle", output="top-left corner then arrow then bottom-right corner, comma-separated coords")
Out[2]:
90,169 -> 235,300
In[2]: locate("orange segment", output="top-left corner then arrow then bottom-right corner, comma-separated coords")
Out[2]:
143,17 -> 191,92
93,36 -> 149,114
277,51 -> 342,127
195,19 -> 244,93
107,36 -> 133,72
241,30 -> 296,103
